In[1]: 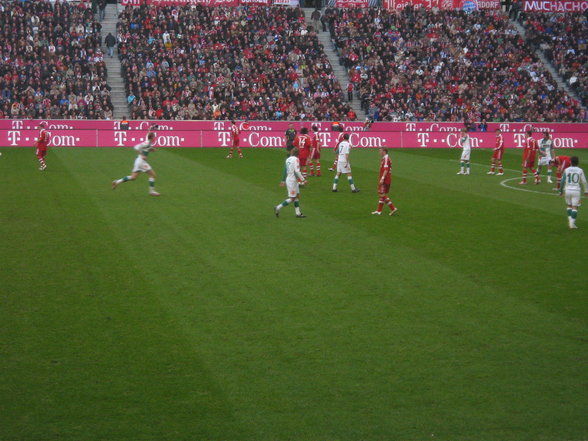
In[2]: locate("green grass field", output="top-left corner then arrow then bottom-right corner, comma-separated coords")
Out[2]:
1,146 -> 587,441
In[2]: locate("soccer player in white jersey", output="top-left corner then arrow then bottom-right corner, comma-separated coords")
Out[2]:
537,131 -> 554,183
332,133 -> 359,192
112,131 -> 160,196
275,148 -> 307,218
559,156 -> 588,229
457,128 -> 471,175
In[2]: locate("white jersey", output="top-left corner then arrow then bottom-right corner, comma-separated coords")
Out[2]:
539,138 -> 553,158
134,139 -> 154,157
459,134 -> 471,150
561,166 -> 587,193
337,140 -> 351,162
285,156 -> 303,182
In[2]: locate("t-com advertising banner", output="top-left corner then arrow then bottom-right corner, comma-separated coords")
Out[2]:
2,129 -> 586,149
384,0 -> 500,9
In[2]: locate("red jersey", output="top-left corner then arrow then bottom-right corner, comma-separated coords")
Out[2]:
37,128 -> 49,148
523,136 -> 538,160
230,124 -> 240,140
379,154 -> 391,185
310,132 -> 321,151
555,155 -> 571,170
495,134 -> 504,151
294,134 -> 312,157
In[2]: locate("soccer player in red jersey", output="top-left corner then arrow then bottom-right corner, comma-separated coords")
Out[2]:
520,129 -> 540,185
552,155 -> 572,191
309,125 -> 322,176
226,120 -> 243,158
372,147 -> 398,216
487,128 -> 505,175
294,127 -> 312,179
35,122 -> 50,171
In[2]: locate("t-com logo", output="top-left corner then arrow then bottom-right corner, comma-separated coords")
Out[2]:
114,131 -> 128,146
46,132 -> 79,147
11,121 -> 23,130
7,130 -> 21,146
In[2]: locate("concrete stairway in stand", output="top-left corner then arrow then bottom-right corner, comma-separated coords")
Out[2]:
100,4 -> 128,119
302,7 -> 366,121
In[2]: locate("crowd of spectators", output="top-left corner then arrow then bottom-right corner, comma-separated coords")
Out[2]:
117,5 -> 353,121
323,7 -> 585,122
522,12 -> 587,107
0,0 -> 113,119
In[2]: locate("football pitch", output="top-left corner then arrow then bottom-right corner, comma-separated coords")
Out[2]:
1,146 -> 587,441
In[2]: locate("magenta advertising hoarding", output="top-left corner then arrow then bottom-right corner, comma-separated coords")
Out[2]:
1,129 -> 586,149
1,119 -> 587,133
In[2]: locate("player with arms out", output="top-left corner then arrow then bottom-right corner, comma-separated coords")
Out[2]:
372,147 -> 398,216
226,120 -> 244,159
520,129 -> 540,185
456,128 -> 471,175
329,122 -> 346,172
35,122 -> 50,171
332,133 -> 359,193
559,156 -> 588,229
552,155 -> 571,191
284,123 -> 297,153
112,129 -> 160,196
309,125 -> 322,177
274,148 -> 307,218
487,128 -> 504,175
294,127 -> 312,179
537,131 -> 554,183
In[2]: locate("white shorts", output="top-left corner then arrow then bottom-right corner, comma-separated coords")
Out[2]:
286,178 -> 299,198
337,161 -> 351,174
538,156 -> 552,166
565,190 -> 582,206
132,156 -> 152,173
460,148 -> 471,161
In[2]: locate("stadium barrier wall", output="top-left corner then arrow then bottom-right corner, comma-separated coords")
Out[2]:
2,129 -> 587,148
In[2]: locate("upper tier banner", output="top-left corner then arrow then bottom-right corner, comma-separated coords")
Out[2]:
1,129 -> 586,148
523,0 -> 588,11
119,0 -> 299,5
335,0 -> 369,7
1,119 -> 586,133
384,0 -> 501,10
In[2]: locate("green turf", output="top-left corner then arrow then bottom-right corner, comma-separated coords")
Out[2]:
1,146 -> 586,441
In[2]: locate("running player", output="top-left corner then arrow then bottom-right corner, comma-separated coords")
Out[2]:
520,129 -> 540,185
332,133 -> 359,193
372,147 -> 398,216
274,148 -> 307,218
309,125 -> 322,177
284,123 -> 297,153
293,127 -> 312,179
559,156 -> 588,229
226,120 -> 243,158
35,122 -> 50,171
487,128 -> 504,175
537,131 -> 554,183
456,128 -> 471,175
552,155 -> 572,191
112,130 -> 160,196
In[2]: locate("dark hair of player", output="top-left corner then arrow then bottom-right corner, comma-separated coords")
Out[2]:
147,132 -> 156,140
311,124 -> 318,132
380,147 -> 388,153
571,156 -> 579,166
230,120 -> 235,125
526,129 -> 533,136
542,131 -> 550,137
343,133 -> 350,140
300,127 -> 308,134
496,128 -> 501,132
291,147 -> 299,157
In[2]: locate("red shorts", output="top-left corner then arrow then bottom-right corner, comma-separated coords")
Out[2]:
492,149 -> 503,160
378,182 -> 390,194
299,155 -> 308,166
523,157 -> 535,168
310,149 -> 321,160
232,138 -> 239,147
36,148 -> 47,158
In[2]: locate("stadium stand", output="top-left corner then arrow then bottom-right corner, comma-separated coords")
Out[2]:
323,7 -> 585,122
522,12 -> 587,107
0,0 -> 113,119
117,5 -> 354,121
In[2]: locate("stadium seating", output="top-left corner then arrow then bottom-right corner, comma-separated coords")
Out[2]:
117,5 -> 354,121
0,0 -> 113,119
323,7 -> 585,122
522,12 -> 587,107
